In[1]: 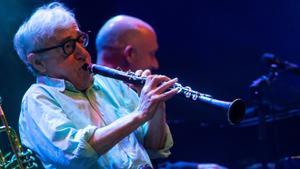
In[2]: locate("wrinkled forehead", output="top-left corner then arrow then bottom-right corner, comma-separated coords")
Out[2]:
43,22 -> 80,46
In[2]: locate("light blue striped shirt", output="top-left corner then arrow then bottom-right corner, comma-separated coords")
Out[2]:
19,75 -> 173,169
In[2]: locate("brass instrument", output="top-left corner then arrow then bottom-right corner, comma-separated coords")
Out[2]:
84,64 -> 246,125
0,97 -> 37,169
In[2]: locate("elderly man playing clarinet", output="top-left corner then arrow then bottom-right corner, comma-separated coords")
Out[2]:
14,2 -> 177,169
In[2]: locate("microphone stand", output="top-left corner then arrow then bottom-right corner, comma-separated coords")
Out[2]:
249,64 -> 279,169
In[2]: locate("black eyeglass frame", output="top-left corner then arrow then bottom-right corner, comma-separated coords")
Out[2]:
30,32 -> 89,56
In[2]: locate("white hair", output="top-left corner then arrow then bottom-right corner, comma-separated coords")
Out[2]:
13,2 -> 77,75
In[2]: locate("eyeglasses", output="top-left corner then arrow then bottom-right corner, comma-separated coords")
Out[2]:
31,32 -> 89,57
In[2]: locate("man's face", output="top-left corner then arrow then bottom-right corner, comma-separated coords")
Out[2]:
36,23 -> 93,91
130,28 -> 159,71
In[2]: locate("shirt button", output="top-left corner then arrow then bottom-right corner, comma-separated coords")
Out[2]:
94,85 -> 101,90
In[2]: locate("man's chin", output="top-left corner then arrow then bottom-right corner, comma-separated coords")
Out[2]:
83,75 -> 94,89
74,75 -> 93,91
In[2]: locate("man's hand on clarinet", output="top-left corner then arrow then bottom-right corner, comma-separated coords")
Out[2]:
135,69 -> 178,121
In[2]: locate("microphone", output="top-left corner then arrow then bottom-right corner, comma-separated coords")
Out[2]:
262,53 -> 300,75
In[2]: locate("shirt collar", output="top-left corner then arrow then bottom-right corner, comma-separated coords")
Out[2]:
36,75 -> 87,92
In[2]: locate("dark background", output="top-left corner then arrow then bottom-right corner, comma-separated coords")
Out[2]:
1,0 -> 300,168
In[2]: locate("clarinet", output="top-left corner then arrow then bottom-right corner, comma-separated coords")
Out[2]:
83,64 -> 246,125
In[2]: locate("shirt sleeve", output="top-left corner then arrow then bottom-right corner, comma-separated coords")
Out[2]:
116,80 -> 174,159
19,86 -> 99,169
105,77 -> 173,159
145,124 -> 174,159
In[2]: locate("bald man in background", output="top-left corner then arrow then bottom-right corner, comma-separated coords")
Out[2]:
96,15 -> 159,71
95,15 -> 228,169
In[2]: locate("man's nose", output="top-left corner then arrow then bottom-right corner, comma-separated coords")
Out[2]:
74,43 -> 88,61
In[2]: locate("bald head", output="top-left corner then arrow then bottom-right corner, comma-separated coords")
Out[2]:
96,15 -> 159,71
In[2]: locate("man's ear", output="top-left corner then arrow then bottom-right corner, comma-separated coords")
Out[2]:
27,53 -> 47,74
123,45 -> 136,65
